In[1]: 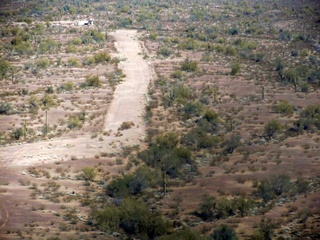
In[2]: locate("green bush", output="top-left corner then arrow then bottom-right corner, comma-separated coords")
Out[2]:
264,120 -> 282,140
171,70 -> 183,79
106,166 -> 161,198
84,75 -> 101,88
295,103 -> 320,131
0,102 -> 12,115
67,57 -> 80,67
0,59 -> 11,79
65,45 -> 77,53
230,63 -> 240,76
93,50 -> 111,63
38,39 -> 59,54
197,195 -> 216,220
14,42 -> 34,55
59,82 -> 74,92
225,46 -> 237,56
82,167 -> 97,181
158,228 -> 204,240
221,134 -> 241,154
256,174 -> 292,202
181,58 -> 198,72
11,127 -> 23,140
28,95 -> 40,113
41,94 -> 56,108
36,58 -> 50,69
92,198 -> 171,238
273,100 -> 293,115
159,45 -> 172,57
212,225 -> 238,240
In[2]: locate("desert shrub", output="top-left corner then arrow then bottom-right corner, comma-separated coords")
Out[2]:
83,56 -> 95,65
118,121 -> 134,131
149,32 -> 158,40
274,57 -> 285,71
250,53 -> 264,62
34,23 -> 45,35
279,31 -> 292,41
82,167 -> 97,181
225,46 -> 237,56
83,75 -> 101,88
171,70 -> 183,79
67,117 -> 82,129
212,225 -> 238,240
11,127 -> 23,140
158,228 -> 204,240
65,45 -> 77,53
179,38 -> 198,50
82,29 -> 106,43
264,120 -> 282,140
197,195 -> 216,220
139,132 -> 194,177
70,37 -> 82,45
14,42 -> 34,55
59,82 -> 74,92
295,104 -> 320,131
0,102 -> 12,115
38,39 -> 59,54
106,166 -> 161,198
273,101 -> 293,115
228,26 -> 239,35
182,127 -> 220,150
36,58 -> 50,69
221,134 -> 241,154
299,82 -> 310,93
181,58 -> 198,72
307,70 -> 320,84
41,94 -> 56,108
256,174 -> 291,202
28,95 -> 40,113
92,198 -> 171,238
158,45 -> 172,57
181,101 -> 203,119
249,218 -> 276,240
0,59 -> 11,79
44,87 -> 53,95
17,17 -> 33,24
230,63 -> 240,76
291,50 -> 298,57
93,50 -> 111,63
67,112 -> 86,129
67,57 -> 80,67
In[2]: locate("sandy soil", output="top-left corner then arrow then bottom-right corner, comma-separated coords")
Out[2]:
0,29 -> 150,167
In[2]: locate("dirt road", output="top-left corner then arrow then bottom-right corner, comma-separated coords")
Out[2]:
0,30 -> 150,167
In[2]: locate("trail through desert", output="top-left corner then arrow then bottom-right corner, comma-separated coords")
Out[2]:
0,29 -> 150,167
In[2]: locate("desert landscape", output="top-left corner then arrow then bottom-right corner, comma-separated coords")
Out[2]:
0,0 -> 320,239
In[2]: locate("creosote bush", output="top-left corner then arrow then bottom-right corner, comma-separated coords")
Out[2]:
82,75 -> 101,88
92,198 -> 171,238
230,63 -> 240,76
181,58 -> 198,72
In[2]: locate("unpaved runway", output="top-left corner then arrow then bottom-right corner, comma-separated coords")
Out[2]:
0,30 -> 150,167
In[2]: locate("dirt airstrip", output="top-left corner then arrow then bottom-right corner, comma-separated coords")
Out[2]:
0,29 -> 151,237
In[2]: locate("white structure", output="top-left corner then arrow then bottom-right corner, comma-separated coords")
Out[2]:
77,19 -> 94,26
